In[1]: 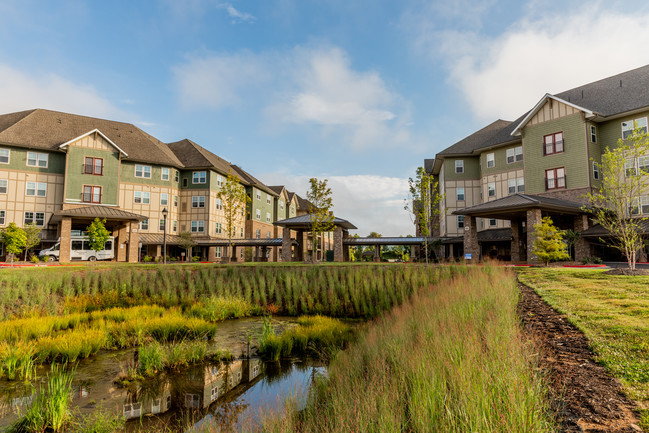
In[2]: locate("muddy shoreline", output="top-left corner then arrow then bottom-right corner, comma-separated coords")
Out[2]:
517,281 -> 643,432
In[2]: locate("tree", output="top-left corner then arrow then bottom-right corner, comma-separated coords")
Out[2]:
178,232 -> 196,262
217,171 -> 250,263
405,166 -> 443,264
1,223 -> 27,263
532,216 -> 570,266
86,218 -> 110,259
306,178 -> 335,263
23,223 -> 42,260
563,229 -> 581,261
585,123 -> 649,270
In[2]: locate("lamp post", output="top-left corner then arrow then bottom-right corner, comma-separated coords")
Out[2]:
162,207 -> 168,264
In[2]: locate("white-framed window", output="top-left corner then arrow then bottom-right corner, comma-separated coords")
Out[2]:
489,218 -> 497,227
266,194 -> 271,204
173,220 -> 177,232
175,170 -> 179,183
639,156 -> 649,174
0,179 -> 7,194
215,247 -> 222,258
161,167 -> 170,181
0,210 -> 5,225
135,164 -> 152,178
256,190 -> 261,200
215,222 -> 222,234
184,394 -> 200,409
139,219 -> 149,230
134,191 -> 150,204
517,177 -> 525,193
160,193 -> 168,206
217,175 -> 223,187
192,196 -> 205,208
625,158 -> 637,177
486,153 -> 495,168
593,161 -> 600,180
455,160 -> 464,174
215,198 -> 223,210
506,146 -> 523,163
192,171 -> 206,184
255,229 -> 261,239
590,125 -> 597,143
256,209 -> 261,220
24,212 -> 44,226
487,182 -> 496,197
508,179 -> 516,195
456,187 -> 465,201
123,402 -> 142,417
544,132 -> 564,155
26,182 -> 46,197
641,195 -> 649,214
0,148 -> 9,164
266,212 -> 271,222
622,117 -> 648,139
240,227 -> 243,237
159,219 -> 165,231
457,215 -> 464,229
191,220 -> 205,233
174,195 -> 178,207
27,151 -> 48,168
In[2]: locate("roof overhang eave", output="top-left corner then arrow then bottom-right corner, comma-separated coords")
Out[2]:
58,129 -> 129,157
511,94 -> 596,137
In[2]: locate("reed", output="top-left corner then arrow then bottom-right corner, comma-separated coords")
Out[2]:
0,341 -> 35,380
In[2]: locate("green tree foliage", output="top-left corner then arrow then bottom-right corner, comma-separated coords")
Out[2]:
306,178 -> 335,263
405,166 -> 443,264
532,217 -> 570,266
217,171 -> 250,262
23,223 -> 42,260
562,229 -> 580,261
86,218 -> 110,254
178,232 -> 196,262
1,223 -> 27,262
585,123 -> 649,270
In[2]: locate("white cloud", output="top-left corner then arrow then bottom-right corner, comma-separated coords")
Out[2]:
0,64 -> 123,119
433,7 -> 649,120
259,172 -> 414,237
173,45 -> 412,150
218,3 -> 256,23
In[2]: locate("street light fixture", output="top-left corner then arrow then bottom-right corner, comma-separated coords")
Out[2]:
162,207 -> 168,264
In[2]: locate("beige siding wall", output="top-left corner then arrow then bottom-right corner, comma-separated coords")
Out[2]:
443,177 -> 481,237
0,170 -> 64,228
528,99 -> 580,125
119,183 -> 181,234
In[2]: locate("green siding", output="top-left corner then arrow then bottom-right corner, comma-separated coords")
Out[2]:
444,157 -> 480,180
522,113 -> 589,194
480,144 -> 524,175
599,110 -> 649,151
121,161 -> 179,187
247,187 -> 275,223
587,122 -> 603,190
0,146 -> 65,174
65,147 -> 120,204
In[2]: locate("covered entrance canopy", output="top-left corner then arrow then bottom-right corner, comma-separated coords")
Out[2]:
274,214 -> 357,262
453,193 -> 589,263
51,205 -> 146,263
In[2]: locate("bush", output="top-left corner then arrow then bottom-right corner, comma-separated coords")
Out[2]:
143,255 -> 152,263
170,257 -> 177,262
581,257 -> 590,265
30,255 -> 40,264
40,255 -> 49,262
192,256 -> 200,262
593,257 -> 603,264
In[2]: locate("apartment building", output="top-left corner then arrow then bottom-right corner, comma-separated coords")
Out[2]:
0,108 -> 312,263
424,64 -> 649,263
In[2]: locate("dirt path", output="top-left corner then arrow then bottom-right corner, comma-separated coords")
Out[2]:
517,282 -> 643,433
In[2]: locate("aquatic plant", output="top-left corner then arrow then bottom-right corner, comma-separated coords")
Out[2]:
0,341 -> 35,380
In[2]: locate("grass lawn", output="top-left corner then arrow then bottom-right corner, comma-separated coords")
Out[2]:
518,268 -> 649,424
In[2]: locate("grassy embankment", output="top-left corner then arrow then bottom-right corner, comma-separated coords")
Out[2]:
519,268 -> 649,427
258,265 -> 555,433
0,264 -> 438,380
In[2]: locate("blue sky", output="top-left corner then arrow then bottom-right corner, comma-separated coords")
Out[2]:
2,0 -> 649,235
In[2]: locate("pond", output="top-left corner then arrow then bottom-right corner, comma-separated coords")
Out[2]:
0,317 -> 326,432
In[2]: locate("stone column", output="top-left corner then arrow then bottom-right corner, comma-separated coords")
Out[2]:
155,244 -> 162,260
208,246 -> 217,262
59,217 -> 72,263
463,215 -> 479,263
333,226 -> 344,262
510,219 -> 521,262
373,245 -> 381,262
296,231 -> 305,261
281,228 -> 292,262
573,214 -> 590,262
526,208 -> 542,264
128,221 -> 139,263
231,245 -> 238,262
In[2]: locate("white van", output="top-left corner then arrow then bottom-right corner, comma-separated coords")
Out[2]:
39,236 -> 115,261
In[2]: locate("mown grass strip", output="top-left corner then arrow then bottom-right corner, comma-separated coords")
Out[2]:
518,267 -> 649,427
259,265 -> 555,433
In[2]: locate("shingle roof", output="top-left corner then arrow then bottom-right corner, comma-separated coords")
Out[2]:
453,193 -> 586,217
230,165 -> 277,196
167,138 -> 233,173
438,119 -> 514,156
581,219 -> 649,238
555,64 -> 649,117
268,185 -> 286,196
52,206 -> 147,221
138,233 -> 184,245
0,109 -> 183,167
274,214 -> 357,230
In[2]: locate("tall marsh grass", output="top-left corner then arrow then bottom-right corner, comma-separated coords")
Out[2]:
260,265 -> 555,433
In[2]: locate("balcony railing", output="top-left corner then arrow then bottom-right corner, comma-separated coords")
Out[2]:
82,163 -> 103,175
82,192 -> 102,203
543,139 -> 564,155
545,176 -> 566,190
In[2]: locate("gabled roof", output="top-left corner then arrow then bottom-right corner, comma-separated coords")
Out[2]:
274,214 -> 357,230
268,185 -> 289,200
51,205 -> 147,222
0,109 -> 183,166
59,129 -> 128,157
453,193 -> 586,218
167,138 -> 233,173
286,191 -> 312,211
231,165 -> 277,196
511,94 -> 595,136
438,119 -> 513,156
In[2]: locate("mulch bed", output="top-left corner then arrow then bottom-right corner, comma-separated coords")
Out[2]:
517,282 -> 644,432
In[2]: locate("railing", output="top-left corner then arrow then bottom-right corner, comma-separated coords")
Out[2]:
543,139 -> 564,156
81,192 -> 102,203
82,163 -> 103,175
545,176 -> 566,190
